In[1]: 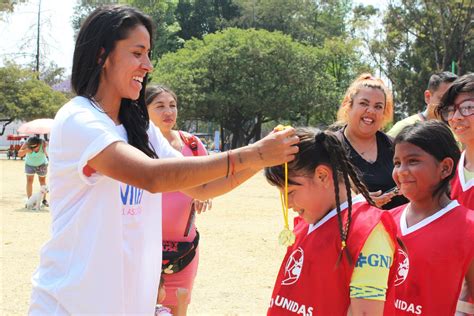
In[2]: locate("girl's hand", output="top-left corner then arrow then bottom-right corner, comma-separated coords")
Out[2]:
193,199 -> 212,214
369,190 -> 399,208
250,128 -> 299,169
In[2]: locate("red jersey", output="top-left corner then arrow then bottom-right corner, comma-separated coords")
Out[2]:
390,201 -> 474,315
451,151 -> 474,209
267,196 -> 399,316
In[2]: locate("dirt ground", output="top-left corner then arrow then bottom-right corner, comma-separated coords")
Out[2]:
0,158 -> 291,315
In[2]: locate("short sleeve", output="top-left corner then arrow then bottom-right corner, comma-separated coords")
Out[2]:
350,223 -> 395,301
51,99 -> 125,185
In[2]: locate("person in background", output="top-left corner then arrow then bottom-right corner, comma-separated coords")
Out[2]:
28,5 -> 298,315
389,120 -> 474,315
334,73 -> 407,209
437,73 -> 474,207
18,135 -> 49,207
146,85 -> 210,316
437,73 -> 474,316
387,71 -> 457,138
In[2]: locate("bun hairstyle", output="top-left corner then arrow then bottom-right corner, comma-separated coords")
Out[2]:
265,127 -> 375,264
336,73 -> 394,128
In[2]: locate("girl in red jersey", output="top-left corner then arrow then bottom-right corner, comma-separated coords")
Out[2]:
390,120 -> 474,315
437,74 -> 474,209
265,127 -> 400,316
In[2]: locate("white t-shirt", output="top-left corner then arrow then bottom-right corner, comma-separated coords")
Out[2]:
29,96 -> 181,315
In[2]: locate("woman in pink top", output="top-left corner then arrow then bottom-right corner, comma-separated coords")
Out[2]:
146,85 -> 210,315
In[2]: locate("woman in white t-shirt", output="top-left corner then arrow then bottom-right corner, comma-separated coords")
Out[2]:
28,5 -> 299,316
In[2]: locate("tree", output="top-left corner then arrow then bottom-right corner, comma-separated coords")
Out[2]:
153,28 -> 336,148
38,61 -> 66,87
175,0 -> 240,40
0,62 -> 68,121
233,0 -> 351,46
72,0 -> 184,59
71,0 -> 117,37
354,0 -> 474,119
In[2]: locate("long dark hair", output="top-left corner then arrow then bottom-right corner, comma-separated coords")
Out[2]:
71,5 -> 157,158
265,127 -> 375,264
394,121 -> 461,199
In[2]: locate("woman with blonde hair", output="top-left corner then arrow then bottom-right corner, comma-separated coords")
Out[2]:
335,73 -> 407,209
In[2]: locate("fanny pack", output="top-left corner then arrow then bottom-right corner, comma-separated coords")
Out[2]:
162,230 -> 199,274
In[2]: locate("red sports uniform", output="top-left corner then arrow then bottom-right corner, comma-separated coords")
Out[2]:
451,152 -> 474,209
267,197 -> 399,316
390,201 -> 474,315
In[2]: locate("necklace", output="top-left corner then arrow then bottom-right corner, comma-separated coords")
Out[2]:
91,97 -> 106,113
90,96 -> 119,124
344,130 -> 377,163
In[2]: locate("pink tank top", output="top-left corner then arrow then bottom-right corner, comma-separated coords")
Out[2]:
162,133 -> 207,242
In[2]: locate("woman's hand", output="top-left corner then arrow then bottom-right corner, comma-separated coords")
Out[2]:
193,199 -> 212,214
250,128 -> 299,169
369,189 -> 399,208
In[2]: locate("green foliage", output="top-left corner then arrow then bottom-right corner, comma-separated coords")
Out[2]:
38,62 -> 66,87
71,0 -> 119,38
127,0 -> 183,58
233,0 -> 351,46
356,0 -> 474,119
152,28 -> 354,147
72,0 -> 183,58
176,0 -> 240,40
0,62 -> 68,121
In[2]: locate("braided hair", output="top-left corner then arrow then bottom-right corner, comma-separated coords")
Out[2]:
265,127 -> 375,264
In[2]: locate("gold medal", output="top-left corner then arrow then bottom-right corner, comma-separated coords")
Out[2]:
275,124 -> 295,247
279,227 -> 296,247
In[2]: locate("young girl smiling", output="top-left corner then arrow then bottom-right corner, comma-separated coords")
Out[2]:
390,120 -> 474,315
437,73 -> 474,208
265,127 -> 400,316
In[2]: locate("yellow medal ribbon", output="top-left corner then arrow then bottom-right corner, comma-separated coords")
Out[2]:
275,125 -> 296,247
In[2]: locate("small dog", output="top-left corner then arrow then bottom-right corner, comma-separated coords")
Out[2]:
25,185 -> 49,210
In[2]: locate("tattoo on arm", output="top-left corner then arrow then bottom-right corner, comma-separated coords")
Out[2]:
237,152 -> 243,164
257,147 -> 264,160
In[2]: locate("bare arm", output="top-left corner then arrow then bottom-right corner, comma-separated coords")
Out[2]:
17,142 -> 30,158
88,128 -> 298,194
43,141 -> 48,158
349,298 -> 384,316
182,167 -> 259,200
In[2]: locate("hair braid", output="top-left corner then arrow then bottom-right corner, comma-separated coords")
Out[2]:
338,151 -> 375,206
323,134 -> 355,264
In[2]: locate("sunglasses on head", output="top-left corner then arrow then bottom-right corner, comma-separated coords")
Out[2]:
440,98 -> 474,121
